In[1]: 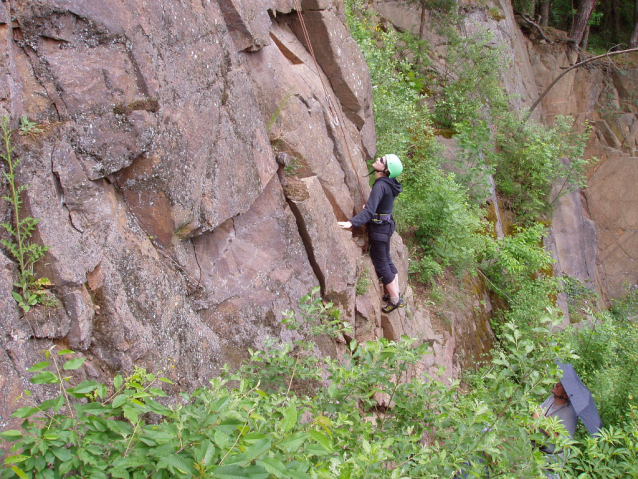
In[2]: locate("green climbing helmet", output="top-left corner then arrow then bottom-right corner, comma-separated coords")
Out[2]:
383,154 -> 403,178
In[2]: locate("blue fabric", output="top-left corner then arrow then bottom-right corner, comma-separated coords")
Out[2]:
555,360 -> 603,435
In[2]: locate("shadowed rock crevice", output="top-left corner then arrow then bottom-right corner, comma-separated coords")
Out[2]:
282,179 -> 326,295
380,314 -> 398,341
123,48 -> 151,98
269,31 -> 303,64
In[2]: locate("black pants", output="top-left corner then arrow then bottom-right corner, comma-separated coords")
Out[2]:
368,220 -> 397,286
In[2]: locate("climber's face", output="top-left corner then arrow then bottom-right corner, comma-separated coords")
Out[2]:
372,157 -> 385,172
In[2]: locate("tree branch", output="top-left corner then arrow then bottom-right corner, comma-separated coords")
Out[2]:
521,14 -> 554,45
526,47 -> 638,121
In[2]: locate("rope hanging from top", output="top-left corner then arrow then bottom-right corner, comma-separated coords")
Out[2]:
291,0 -> 367,203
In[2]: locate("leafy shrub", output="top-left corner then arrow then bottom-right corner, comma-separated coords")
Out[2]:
564,425 -> 638,479
610,283 -> 638,321
433,28 -> 510,128
562,275 -> 598,321
495,114 -> 592,224
345,0 -> 428,161
568,309 -> 638,428
481,224 -> 559,332
408,254 -> 444,284
5,289 -> 638,478
396,131 -> 489,279
1,350 -> 331,479
452,120 -> 497,203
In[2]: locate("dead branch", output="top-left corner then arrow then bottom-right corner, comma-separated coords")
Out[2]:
525,47 -> 638,121
521,14 -> 554,45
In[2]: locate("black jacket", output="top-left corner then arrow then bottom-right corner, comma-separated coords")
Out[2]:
349,176 -> 402,227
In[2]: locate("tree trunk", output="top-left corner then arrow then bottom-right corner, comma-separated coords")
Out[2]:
569,0 -> 598,47
630,0 -> 638,47
612,0 -> 621,43
581,24 -> 590,50
416,2 -> 426,69
539,0 -> 551,26
419,1 -> 427,43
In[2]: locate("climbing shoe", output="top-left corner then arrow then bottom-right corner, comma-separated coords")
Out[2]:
382,297 -> 404,314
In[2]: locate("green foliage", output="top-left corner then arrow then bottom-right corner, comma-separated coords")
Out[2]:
540,0 -> 636,51
512,0 -> 535,16
434,28 -> 510,128
481,224 -> 559,332
564,425 -> 638,478
1,348 -> 327,479
398,0 -> 457,15
562,275 -> 598,321
568,308 -> 638,428
408,254 -> 444,284
610,283 -> 638,321
0,116 -> 50,312
452,120 -> 497,202
495,115 -> 592,224
18,116 -> 42,136
355,270 -> 370,296
345,0 -> 429,160
396,129 -> 489,279
5,292 -> 638,477
2,296 -> 579,478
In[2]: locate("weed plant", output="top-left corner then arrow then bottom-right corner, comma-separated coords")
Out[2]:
0,116 -> 50,312
355,270 -> 370,296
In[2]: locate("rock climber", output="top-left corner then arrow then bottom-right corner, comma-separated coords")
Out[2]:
338,154 -> 403,313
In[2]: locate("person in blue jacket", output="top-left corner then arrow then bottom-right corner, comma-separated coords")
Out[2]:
338,154 -> 403,313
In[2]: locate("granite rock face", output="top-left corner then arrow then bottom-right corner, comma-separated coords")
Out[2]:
528,40 -> 638,302
0,0 -> 391,433
6,0 -> 635,438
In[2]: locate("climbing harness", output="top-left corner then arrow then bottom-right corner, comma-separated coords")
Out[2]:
372,213 -> 392,223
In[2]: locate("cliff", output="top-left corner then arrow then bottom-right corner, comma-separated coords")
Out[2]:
2,0 -> 636,437
374,0 -> 638,315
0,0 -> 495,434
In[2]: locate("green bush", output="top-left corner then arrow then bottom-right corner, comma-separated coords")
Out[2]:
345,0 -> 428,161
408,254 -> 444,284
610,283 -> 638,321
2,294 -> 580,478
568,308 -> 638,428
564,425 -> 638,479
452,120 -> 497,203
495,114 -> 592,224
481,224 -> 559,332
396,128 -> 489,279
433,28 -> 510,128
